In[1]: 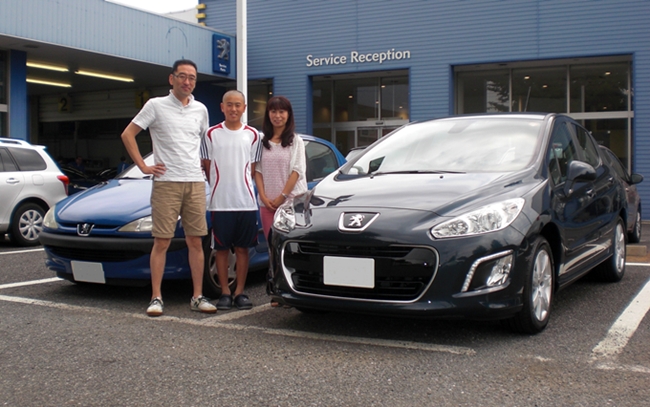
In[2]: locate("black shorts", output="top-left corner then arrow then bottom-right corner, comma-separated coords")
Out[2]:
210,210 -> 259,250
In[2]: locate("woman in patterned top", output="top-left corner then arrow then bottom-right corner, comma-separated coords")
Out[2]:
254,96 -> 308,243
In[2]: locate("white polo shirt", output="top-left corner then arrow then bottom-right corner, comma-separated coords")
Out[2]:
132,91 -> 209,182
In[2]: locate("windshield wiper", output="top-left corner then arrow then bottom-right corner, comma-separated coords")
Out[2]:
370,170 -> 465,178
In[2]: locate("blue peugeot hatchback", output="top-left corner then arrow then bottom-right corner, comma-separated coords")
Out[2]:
40,135 -> 345,296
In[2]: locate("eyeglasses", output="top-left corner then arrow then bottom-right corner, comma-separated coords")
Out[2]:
173,73 -> 197,83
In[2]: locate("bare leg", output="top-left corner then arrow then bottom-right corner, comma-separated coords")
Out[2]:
150,237 -> 171,299
215,249 -> 231,296
186,235 -> 205,298
233,247 -> 249,296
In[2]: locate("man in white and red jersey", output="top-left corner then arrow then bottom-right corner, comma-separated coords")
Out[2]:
201,90 -> 263,310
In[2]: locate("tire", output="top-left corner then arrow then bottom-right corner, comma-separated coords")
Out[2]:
202,234 -> 237,298
505,237 -> 554,334
628,208 -> 642,244
10,203 -> 45,247
594,218 -> 626,282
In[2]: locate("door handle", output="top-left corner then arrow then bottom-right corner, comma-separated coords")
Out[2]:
6,178 -> 20,185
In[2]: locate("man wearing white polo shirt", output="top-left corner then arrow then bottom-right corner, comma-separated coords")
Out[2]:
121,59 -> 217,316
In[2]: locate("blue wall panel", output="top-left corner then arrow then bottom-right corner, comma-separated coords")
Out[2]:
9,50 -> 27,141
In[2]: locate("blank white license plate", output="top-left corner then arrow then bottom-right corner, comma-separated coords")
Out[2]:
71,261 -> 106,284
323,256 -> 375,288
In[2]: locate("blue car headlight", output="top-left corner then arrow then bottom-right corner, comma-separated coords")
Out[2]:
118,216 -> 153,233
43,208 -> 59,230
431,198 -> 524,238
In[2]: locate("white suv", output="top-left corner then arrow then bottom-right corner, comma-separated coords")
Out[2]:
0,138 -> 69,246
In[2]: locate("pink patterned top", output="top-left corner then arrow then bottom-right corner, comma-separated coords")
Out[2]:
255,136 -> 307,208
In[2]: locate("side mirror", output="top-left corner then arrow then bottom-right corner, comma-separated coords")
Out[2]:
564,160 -> 596,196
631,173 -> 644,185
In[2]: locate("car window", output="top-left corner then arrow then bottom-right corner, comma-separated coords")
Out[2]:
342,118 -> 542,175
573,125 -> 601,168
7,147 -> 47,171
602,148 -> 629,182
548,121 -> 577,185
305,140 -> 338,182
119,153 -> 154,179
0,148 -> 18,172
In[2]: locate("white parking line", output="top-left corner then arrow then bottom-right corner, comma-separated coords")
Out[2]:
0,277 -> 62,290
0,293 -> 475,355
0,248 -> 45,255
591,277 -> 650,360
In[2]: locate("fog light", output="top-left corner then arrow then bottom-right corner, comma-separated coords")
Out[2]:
461,251 -> 513,293
485,255 -> 512,287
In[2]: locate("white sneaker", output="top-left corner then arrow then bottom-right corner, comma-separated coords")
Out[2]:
191,296 -> 217,314
146,297 -> 163,317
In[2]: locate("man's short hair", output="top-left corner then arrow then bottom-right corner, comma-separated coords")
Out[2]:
222,89 -> 246,103
172,59 -> 198,73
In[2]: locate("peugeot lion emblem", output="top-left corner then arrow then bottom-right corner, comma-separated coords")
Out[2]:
338,212 -> 379,232
77,223 -> 94,236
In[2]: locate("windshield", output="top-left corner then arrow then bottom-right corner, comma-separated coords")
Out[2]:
119,153 -> 155,179
343,117 -> 543,175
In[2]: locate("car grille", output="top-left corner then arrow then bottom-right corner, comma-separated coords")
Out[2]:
283,242 -> 438,301
46,246 -> 150,262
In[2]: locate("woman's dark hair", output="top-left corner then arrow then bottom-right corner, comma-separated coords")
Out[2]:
262,96 -> 295,149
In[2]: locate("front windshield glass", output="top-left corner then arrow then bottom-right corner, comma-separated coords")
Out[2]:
343,117 -> 543,175
119,153 -> 154,179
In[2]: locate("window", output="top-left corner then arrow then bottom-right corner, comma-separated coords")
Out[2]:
7,147 -> 47,171
305,140 -> 338,182
570,63 -> 629,113
0,148 -> 17,172
573,125 -> 600,168
548,121 -> 577,185
312,71 -> 410,149
455,56 -> 633,169
512,67 -> 566,113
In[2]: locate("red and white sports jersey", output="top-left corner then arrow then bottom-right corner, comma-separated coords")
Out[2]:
201,122 -> 262,211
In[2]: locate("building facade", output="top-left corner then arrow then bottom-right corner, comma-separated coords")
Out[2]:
1,0 -> 649,217
203,0 -> 648,213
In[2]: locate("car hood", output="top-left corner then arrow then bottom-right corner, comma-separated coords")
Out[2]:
55,179 -> 152,224
310,171 -> 536,215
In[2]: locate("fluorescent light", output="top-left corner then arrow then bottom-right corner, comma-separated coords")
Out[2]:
75,70 -> 133,82
26,78 -> 71,87
26,61 -> 69,72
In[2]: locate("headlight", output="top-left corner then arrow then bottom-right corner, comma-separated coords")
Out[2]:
431,198 -> 524,238
273,200 -> 296,233
118,216 -> 153,232
43,208 -> 58,230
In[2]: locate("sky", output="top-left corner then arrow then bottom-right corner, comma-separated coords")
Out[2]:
108,0 -> 198,14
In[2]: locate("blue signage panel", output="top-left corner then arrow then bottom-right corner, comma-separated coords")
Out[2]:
212,34 -> 231,75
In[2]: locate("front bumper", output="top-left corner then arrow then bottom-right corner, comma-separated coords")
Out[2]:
270,225 -> 532,320
40,231 -> 190,281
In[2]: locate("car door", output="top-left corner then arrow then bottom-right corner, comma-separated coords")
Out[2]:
601,147 -> 639,231
547,119 -> 608,278
572,123 -> 619,252
0,147 -> 24,229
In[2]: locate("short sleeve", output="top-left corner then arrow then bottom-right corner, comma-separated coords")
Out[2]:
131,99 -> 156,130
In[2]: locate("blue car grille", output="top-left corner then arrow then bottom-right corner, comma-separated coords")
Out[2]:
284,243 -> 437,301
46,246 -> 150,262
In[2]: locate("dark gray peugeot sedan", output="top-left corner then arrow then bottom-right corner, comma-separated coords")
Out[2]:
268,113 -> 629,334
